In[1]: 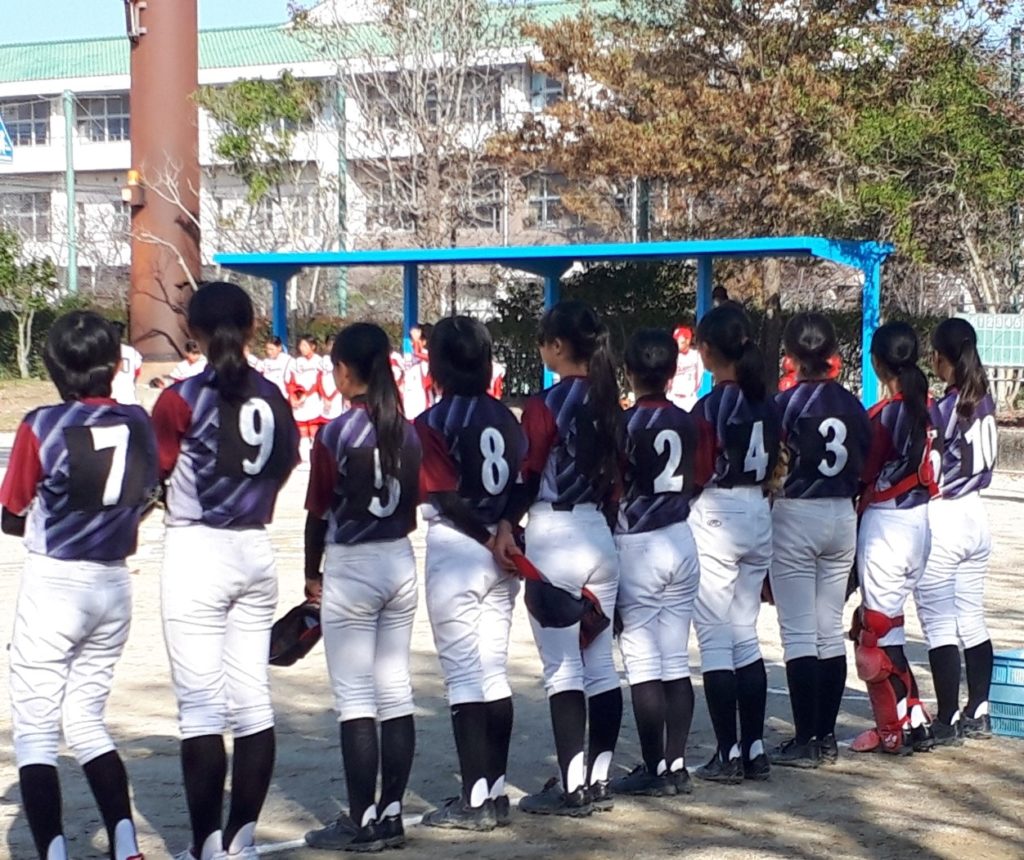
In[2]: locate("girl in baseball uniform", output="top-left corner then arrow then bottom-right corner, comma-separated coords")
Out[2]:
319,334 -> 346,422
1,311 -> 158,860
261,337 -> 294,399
152,282 -> 299,860
610,329 -> 713,798
289,335 -> 325,468
851,321 -> 941,756
689,303 -> 780,785
494,300 -> 622,818
303,323 -> 422,852
416,317 -> 525,832
914,318 -> 997,742
769,313 -> 870,768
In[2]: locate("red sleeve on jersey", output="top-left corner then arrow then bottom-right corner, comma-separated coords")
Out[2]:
522,397 -> 557,478
415,419 -> 458,495
694,415 -> 716,488
152,388 -> 193,479
305,437 -> 337,518
860,410 -> 894,489
0,421 -> 42,515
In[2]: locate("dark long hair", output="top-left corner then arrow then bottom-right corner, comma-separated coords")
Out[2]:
783,312 -> 838,378
332,323 -> 405,481
696,303 -> 766,401
624,328 -> 677,393
871,321 -> 929,449
428,316 -> 492,396
44,310 -> 121,401
187,281 -> 253,403
932,317 -> 989,420
538,300 -> 620,489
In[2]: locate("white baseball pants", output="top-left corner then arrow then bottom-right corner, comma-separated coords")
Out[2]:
525,504 -> 620,698
322,538 -> 417,722
691,488 -> 772,673
9,554 -> 132,767
162,524 -> 278,739
615,521 -> 700,685
424,521 -> 519,705
770,497 -> 857,662
915,493 -> 991,650
857,505 -> 930,647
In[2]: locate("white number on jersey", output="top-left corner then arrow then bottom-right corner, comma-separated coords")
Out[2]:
480,427 -> 511,495
652,429 -> 684,493
817,417 -> 849,478
744,420 -> 770,482
369,448 -> 402,518
239,399 -> 276,476
89,424 -> 131,506
964,414 -> 998,475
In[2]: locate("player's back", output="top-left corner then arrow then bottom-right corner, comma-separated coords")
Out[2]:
863,396 -> 942,509
934,389 -> 997,499
695,380 -> 780,489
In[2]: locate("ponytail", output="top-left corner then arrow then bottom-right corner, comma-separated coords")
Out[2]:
871,321 -> 929,453
187,281 -> 255,404
932,317 -> 989,420
333,323 -> 405,482
538,300 -> 621,490
696,303 -> 767,402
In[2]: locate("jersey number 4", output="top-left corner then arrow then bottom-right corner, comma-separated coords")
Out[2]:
65,423 -> 151,511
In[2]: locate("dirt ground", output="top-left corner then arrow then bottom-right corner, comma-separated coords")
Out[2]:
0,417 -> 1023,859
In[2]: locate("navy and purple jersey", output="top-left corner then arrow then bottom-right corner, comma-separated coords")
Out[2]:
521,376 -> 619,506
153,367 -> 299,527
775,380 -> 871,499
0,398 -> 158,561
694,381 -> 781,489
415,394 -> 525,525
861,395 -> 942,510
616,396 -> 714,534
934,388 -> 997,499
306,402 -> 421,544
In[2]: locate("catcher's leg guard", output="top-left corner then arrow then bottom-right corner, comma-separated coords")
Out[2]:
850,608 -> 911,754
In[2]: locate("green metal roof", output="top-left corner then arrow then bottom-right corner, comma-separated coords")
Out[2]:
0,1 -> 610,87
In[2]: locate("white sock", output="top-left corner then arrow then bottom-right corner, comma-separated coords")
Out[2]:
468,777 -> 489,808
360,805 -> 377,828
973,701 -> 990,718
566,752 -> 586,793
727,743 -> 741,761
655,759 -> 667,776
45,836 -> 68,860
113,818 -> 139,860
748,740 -> 764,759
381,801 -> 401,818
910,704 -> 927,729
489,775 -> 506,800
200,830 -> 224,860
590,751 -> 613,784
669,756 -> 684,773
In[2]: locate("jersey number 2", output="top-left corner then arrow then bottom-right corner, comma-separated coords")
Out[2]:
653,429 -> 684,492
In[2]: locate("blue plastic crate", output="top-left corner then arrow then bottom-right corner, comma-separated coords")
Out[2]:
990,649 -> 1024,738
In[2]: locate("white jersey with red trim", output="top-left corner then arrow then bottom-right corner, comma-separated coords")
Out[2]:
111,344 -> 143,405
261,352 -> 294,399
290,354 -> 323,423
668,349 -> 704,411
170,356 -> 207,382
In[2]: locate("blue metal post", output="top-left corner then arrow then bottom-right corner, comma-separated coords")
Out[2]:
542,271 -> 561,389
402,264 -> 419,355
861,259 -> 882,407
271,278 -> 288,347
696,256 -> 714,396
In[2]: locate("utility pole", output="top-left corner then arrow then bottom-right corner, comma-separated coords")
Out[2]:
125,0 -> 200,359
336,81 -> 348,316
63,89 -> 77,294
1011,27 -> 1022,310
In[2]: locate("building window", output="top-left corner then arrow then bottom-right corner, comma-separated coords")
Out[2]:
0,99 -> 50,146
466,171 -> 503,231
77,94 -> 130,143
526,174 -> 566,230
0,192 -> 51,241
530,72 -> 563,110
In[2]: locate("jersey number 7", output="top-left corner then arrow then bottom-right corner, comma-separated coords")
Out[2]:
65,423 -> 152,511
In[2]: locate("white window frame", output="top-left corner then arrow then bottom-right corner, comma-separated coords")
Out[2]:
0,99 -> 50,146
530,72 -> 563,111
0,192 -> 51,242
77,94 -> 130,143
526,174 -> 565,230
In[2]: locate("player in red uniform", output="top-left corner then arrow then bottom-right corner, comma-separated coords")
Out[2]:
152,283 -> 299,860
1,311 -> 158,860
495,300 -> 623,818
416,317 -> 526,831
610,329 -> 713,798
289,335 -> 325,469
303,323 -> 422,852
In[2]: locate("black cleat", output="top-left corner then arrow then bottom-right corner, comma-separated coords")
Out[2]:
931,721 -> 964,748
910,724 -> 935,753
587,779 -> 614,812
770,738 -> 820,769
695,752 -> 743,785
305,815 -> 384,853
817,734 -> 839,765
494,795 -> 511,827
743,754 -> 771,781
962,713 -> 992,739
518,777 -> 592,817
421,796 -> 496,832
377,814 -> 405,849
669,768 -> 693,795
610,764 -> 677,797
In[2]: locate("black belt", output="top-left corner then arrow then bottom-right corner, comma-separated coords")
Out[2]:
551,502 -> 576,512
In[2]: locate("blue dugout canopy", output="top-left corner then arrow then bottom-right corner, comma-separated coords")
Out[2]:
215,235 -> 893,405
